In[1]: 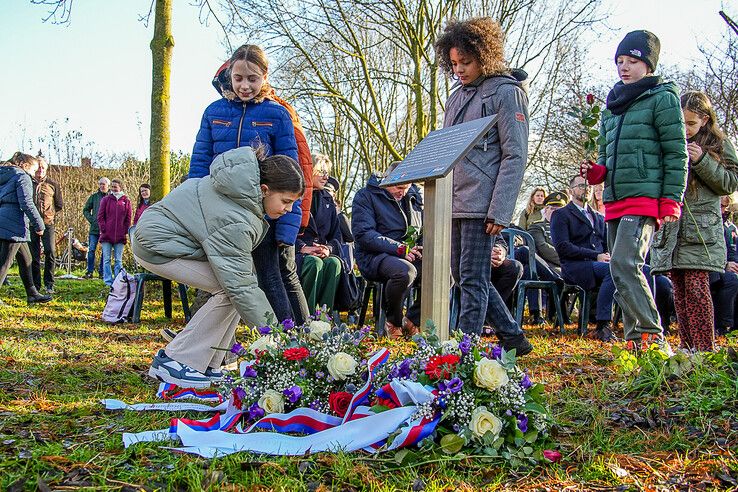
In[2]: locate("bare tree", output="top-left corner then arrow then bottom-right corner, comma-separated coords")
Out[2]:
210,0 -> 604,202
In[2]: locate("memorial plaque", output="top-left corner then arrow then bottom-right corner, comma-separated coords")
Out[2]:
381,114 -> 498,187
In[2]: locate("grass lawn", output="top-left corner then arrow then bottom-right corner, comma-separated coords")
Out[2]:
1,274 -> 737,491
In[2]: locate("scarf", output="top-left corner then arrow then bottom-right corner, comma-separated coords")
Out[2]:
606,75 -> 662,115
112,191 -> 125,200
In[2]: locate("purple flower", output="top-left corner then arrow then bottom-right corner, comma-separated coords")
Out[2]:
505,409 -> 513,417
283,385 -> 302,404
345,383 -> 357,393
360,325 -> 371,335
491,345 -> 502,359
234,387 -> 246,400
298,368 -> 307,378
517,414 -> 528,433
282,319 -> 295,331
315,371 -> 325,379
242,366 -> 257,378
438,377 -> 463,394
257,325 -> 272,335
459,335 -> 472,355
520,373 -> 532,389
309,399 -> 322,410
248,402 -> 265,420
452,424 -> 461,432
398,359 -> 414,379
231,342 -> 245,355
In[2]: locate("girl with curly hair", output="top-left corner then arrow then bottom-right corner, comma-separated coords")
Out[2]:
435,17 -> 532,355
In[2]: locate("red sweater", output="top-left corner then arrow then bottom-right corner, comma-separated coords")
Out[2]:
586,164 -> 681,224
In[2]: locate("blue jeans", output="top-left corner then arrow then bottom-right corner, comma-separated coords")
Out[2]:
86,233 -> 104,276
591,261 -> 616,322
101,242 -> 124,286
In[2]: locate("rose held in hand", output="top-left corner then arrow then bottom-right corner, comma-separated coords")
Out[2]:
327,352 -> 358,380
469,406 -> 503,439
473,358 -> 509,391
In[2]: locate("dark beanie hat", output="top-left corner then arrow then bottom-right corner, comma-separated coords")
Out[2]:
614,30 -> 660,72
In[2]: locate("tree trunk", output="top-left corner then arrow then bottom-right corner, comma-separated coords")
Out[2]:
149,0 -> 174,201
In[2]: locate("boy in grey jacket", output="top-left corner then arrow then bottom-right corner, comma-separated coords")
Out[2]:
435,17 -> 532,355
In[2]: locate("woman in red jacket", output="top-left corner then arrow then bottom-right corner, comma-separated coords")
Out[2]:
98,179 -> 132,286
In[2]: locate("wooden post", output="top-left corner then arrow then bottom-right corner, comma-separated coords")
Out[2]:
420,175 -> 453,341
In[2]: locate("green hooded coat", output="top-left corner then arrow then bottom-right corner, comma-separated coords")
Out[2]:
597,82 -> 688,204
651,139 -> 738,273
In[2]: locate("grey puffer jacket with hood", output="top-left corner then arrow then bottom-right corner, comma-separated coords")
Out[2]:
132,147 -> 273,326
442,73 -> 529,225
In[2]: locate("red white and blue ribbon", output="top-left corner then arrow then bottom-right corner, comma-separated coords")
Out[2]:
106,348 -> 441,457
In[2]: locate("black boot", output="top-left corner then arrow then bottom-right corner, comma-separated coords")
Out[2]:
593,320 -> 616,342
499,332 -> 533,356
27,292 -> 52,305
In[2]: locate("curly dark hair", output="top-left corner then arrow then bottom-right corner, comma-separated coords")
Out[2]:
435,17 -> 508,77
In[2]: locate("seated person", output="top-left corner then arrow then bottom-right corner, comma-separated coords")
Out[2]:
525,191 -> 568,324
490,237 -> 524,305
654,274 -> 675,334
550,175 -> 616,342
324,176 -> 354,243
296,154 -> 344,313
710,197 -> 738,336
352,170 -> 423,339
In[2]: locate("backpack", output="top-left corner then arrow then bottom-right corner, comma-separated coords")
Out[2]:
329,240 -> 365,312
102,269 -> 137,323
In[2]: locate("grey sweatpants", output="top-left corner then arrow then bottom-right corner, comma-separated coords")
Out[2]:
607,215 -> 662,341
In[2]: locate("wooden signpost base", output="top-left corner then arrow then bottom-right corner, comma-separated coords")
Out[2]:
420,176 -> 452,341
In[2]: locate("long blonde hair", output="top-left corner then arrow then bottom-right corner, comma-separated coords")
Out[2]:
525,187 -> 547,216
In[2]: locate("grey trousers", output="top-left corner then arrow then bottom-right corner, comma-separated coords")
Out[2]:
607,215 -> 662,341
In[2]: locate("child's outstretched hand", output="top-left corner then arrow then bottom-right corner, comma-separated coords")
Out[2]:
580,160 -> 594,176
663,215 -> 679,223
687,142 -> 703,163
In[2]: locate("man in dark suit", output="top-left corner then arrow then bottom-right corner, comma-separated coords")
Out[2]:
550,175 -> 615,341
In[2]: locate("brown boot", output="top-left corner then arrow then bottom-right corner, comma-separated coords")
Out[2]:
385,321 -> 404,340
402,317 -> 419,337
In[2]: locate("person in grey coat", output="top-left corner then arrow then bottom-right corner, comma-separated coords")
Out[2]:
435,17 -> 532,355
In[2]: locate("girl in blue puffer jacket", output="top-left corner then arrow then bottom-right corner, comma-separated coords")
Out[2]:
189,44 -> 309,324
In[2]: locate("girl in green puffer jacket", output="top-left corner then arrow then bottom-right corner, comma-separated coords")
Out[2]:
650,91 -> 738,352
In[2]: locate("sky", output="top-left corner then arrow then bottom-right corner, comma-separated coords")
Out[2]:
0,0 -> 733,164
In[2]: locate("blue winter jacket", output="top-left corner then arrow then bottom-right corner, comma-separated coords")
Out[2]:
0,165 -> 45,242
189,96 -> 302,245
352,174 -> 423,280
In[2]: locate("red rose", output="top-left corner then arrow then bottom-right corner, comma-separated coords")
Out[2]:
424,354 -> 460,380
283,347 -> 310,361
328,391 -> 353,417
374,397 -> 398,409
543,449 -> 562,463
586,93 -> 595,105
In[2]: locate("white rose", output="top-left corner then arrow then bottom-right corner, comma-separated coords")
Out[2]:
258,389 -> 285,414
473,358 -> 509,391
441,339 -> 460,354
308,320 -> 332,341
249,335 -> 278,355
326,352 -> 358,380
469,406 -> 503,439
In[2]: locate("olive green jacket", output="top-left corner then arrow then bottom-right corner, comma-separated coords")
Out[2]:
651,139 -> 738,273
132,147 -> 273,326
597,82 -> 688,204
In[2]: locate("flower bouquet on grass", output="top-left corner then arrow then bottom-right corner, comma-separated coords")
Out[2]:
217,313 -> 373,421
374,328 -> 556,465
